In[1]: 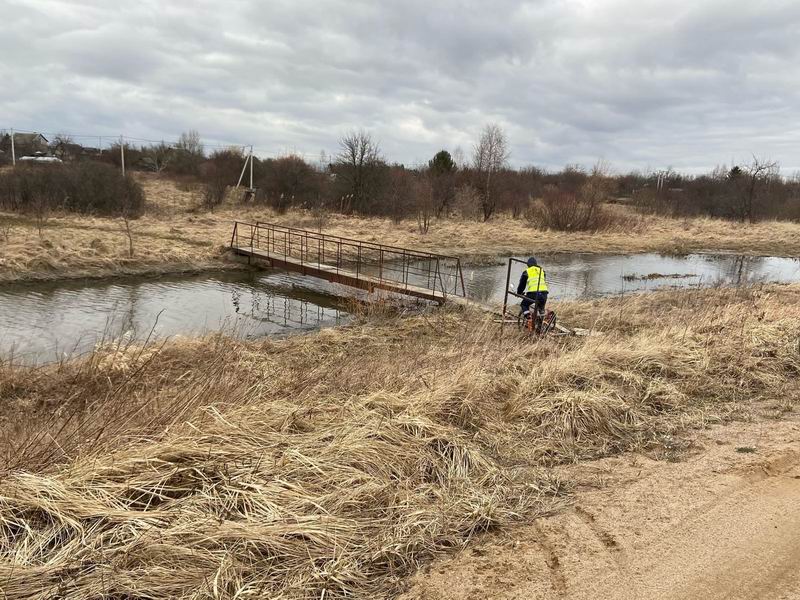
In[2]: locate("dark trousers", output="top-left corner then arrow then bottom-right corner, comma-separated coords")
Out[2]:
521,291 -> 548,314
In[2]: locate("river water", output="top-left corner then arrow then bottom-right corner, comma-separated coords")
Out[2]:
1,253 -> 798,364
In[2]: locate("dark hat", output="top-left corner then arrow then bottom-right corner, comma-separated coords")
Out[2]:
526,256 -> 538,267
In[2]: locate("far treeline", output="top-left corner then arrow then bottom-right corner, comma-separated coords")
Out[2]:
1,125 -> 798,231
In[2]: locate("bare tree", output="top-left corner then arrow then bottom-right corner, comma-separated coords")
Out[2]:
730,156 -> 780,223
334,131 -> 383,214
173,130 -> 205,175
51,133 -> 75,161
177,130 -> 203,156
384,167 -> 416,223
576,160 -> 614,228
472,123 -> 510,221
141,142 -> 173,173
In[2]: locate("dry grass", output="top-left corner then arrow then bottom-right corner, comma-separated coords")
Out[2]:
1,285 -> 799,597
2,174 -> 800,284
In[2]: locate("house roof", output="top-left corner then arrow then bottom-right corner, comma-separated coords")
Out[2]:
10,133 -> 49,144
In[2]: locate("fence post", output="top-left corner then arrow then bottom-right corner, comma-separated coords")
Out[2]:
502,258 -> 513,316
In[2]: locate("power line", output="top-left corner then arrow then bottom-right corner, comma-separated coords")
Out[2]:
0,126 -> 326,160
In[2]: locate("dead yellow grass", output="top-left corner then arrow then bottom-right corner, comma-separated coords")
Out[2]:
2,174 -> 800,284
1,285 -> 798,597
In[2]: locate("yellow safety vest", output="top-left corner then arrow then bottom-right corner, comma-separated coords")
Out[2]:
525,265 -> 548,293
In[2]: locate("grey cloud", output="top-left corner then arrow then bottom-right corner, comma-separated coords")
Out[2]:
1,0 -> 799,172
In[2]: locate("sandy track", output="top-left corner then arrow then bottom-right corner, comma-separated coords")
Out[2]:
401,418 -> 800,600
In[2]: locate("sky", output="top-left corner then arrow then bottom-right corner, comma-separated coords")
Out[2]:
2,0 -> 799,173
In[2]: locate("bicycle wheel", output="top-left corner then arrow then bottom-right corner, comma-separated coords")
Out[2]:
541,311 -> 557,335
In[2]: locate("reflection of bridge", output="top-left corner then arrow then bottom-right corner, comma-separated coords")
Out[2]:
230,222 -> 466,304
251,293 -> 343,329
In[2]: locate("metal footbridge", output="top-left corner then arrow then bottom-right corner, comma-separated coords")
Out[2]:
230,221 -> 467,304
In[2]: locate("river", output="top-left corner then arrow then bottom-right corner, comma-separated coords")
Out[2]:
1,252 -> 798,364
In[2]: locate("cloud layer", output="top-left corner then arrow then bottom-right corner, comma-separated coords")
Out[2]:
2,0 -> 799,172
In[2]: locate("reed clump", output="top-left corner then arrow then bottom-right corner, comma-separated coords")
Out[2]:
1,285 -> 798,598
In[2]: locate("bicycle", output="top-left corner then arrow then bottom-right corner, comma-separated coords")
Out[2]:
517,308 -> 558,336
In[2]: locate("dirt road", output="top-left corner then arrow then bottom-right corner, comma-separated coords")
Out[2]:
401,418 -> 800,600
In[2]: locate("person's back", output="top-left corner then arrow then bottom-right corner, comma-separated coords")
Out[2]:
517,257 -> 549,315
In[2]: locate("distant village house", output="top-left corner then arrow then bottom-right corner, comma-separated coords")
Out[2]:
0,132 -> 50,158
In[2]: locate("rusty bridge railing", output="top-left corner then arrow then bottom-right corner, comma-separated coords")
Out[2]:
230,221 -> 466,300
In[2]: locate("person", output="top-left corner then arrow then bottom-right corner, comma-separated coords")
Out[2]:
517,256 -> 548,315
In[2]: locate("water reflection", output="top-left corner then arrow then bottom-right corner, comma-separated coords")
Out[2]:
2,252 -> 799,364
463,253 -> 800,304
0,271 -> 347,364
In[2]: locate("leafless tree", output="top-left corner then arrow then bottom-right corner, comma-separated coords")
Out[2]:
177,130 -> 204,156
472,123 -> 510,220
730,156 -> 780,223
576,160 -> 614,228
141,142 -> 173,173
51,133 -> 75,161
173,130 -> 205,175
334,131 -> 383,214
384,167 -> 416,223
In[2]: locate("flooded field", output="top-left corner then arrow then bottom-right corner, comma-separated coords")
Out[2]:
1,252 -> 798,363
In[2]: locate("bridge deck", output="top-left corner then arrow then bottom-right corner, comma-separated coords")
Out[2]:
234,246 -> 451,303
230,221 -> 573,334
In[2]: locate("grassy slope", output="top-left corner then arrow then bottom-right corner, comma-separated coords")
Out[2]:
2,174 -> 800,283
1,285 -> 798,597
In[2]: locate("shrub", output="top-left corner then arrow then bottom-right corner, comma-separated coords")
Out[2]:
256,155 -> 322,213
0,162 -> 145,218
199,149 -> 245,211
526,188 -> 616,232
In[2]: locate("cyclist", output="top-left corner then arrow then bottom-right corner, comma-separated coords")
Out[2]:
517,256 -> 548,317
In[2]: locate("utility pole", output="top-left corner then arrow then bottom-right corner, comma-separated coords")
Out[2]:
120,135 -> 125,176
249,145 -> 254,189
10,128 -> 15,166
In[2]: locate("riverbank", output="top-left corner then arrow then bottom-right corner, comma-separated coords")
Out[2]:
1,284 -> 798,597
2,175 -> 800,284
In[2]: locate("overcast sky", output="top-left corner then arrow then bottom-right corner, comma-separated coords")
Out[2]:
2,0 -> 799,173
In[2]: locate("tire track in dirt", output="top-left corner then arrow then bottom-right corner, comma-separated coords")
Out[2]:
573,505 -> 623,553
530,521 -> 567,596
401,419 -> 800,600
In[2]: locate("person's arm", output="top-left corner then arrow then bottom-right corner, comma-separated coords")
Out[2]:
517,271 -> 527,295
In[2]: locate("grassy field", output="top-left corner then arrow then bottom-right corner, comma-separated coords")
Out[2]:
1,284 -> 798,597
2,174 -> 800,284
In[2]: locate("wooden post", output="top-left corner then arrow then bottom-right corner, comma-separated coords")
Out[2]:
120,135 -> 126,176
10,129 -> 15,166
